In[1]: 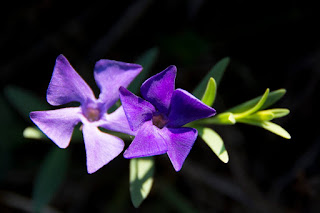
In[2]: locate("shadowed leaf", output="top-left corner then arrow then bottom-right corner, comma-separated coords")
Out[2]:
4,86 -> 48,119
128,47 -> 159,94
193,57 -> 230,99
33,147 -> 69,212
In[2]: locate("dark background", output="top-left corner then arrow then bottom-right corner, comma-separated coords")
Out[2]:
1,1 -> 320,212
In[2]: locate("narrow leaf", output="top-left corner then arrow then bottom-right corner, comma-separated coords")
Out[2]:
201,78 -> 216,106
246,111 -> 275,121
228,89 -> 286,114
33,147 -> 69,212
128,47 -> 159,94
130,157 -> 155,208
238,119 -> 291,139
213,57 -> 230,86
4,86 -> 48,119
0,95 -> 24,146
268,108 -> 290,119
198,127 -> 229,163
193,57 -> 230,99
247,108 -> 290,121
201,112 -> 236,125
234,88 -> 269,119
160,182 -> 198,213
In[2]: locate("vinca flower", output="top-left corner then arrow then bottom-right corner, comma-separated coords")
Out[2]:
119,65 -> 216,171
30,55 -> 142,174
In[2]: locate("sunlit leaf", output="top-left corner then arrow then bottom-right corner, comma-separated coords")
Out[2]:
201,112 -> 236,125
228,89 -> 286,114
24,125 -> 84,142
269,108 -> 290,119
128,47 -> 159,94
233,88 -> 269,119
238,118 -> 291,139
193,57 -> 230,99
246,110 -> 274,121
4,86 -> 48,119
23,127 -> 47,140
201,78 -> 216,106
33,147 -> 69,212
198,127 -> 229,163
247,108 -> 290,121
130,157 -> 155,208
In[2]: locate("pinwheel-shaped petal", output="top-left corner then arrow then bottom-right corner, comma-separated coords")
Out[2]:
31,55 -> 142,173
120,66 -> 216,171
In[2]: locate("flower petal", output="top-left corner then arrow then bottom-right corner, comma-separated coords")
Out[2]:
99,106 -> 136,136
123,121 -> 168,159
82,124 -> 124,174
168,89 -> 216,128
94,59 -> 142,109
164,127 -> 198,171
47,55 -> 95,106
119,87 -> 155,132
30,107 -> 81,148
140,65 -> 176,113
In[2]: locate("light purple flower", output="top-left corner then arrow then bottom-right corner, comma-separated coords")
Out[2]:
30,54 -> 142,174
119,66 -> 216,171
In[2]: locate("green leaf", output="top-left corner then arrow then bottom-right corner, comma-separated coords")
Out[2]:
192,57 -> 230,99
247,108 -> 290,121
201,112 -> 236,125
198,127 -> 229,163
246,110 -> 275,121
128,47 -> 159,94
130,157 -> 155,208
4,86 -> 48,119
161,31 -> 210,65
33,147 -> 69,212
24,125 -> 84,142
23,127 -> 47,140
201,78 -> 216,106
238,118 -> 291,139
233,88 -> 269,119
268,108 -> 290,119
0,95 -> 24,146
228,89 -> 286,114
159,182 -> 198,213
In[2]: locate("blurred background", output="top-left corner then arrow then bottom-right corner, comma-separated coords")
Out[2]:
1,1 -> 320,212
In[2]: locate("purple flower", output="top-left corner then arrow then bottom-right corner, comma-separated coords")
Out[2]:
119,66 -> 216,171
30,55 -> 142,174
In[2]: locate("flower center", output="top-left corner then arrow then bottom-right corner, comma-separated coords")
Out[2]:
84,107 -> 101,122
152,113 -> 168,129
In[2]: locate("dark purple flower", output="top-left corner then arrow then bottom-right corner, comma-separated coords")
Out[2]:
30,55 -> 142,174
119,66 -> 216,171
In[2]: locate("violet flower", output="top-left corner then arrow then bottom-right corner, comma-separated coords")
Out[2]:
30,55 -> 142,174
119,65 -> 216,171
